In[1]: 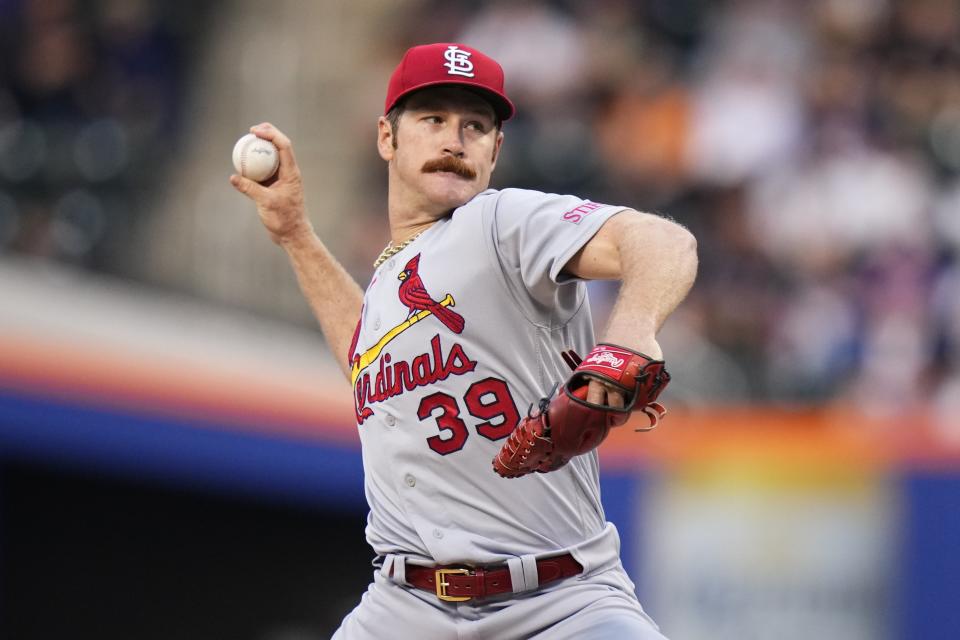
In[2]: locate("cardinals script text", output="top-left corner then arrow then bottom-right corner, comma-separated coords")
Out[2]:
354,334 -> 477,424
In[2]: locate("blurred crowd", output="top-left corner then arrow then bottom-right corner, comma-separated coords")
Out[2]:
0,0 -> 210,271
377,0 -> 960,420
2,0 -> 959,418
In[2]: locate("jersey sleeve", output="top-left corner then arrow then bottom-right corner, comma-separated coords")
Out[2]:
488,188 -> 629,310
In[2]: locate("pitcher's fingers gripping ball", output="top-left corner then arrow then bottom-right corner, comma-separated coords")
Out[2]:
493,344 -> 671,478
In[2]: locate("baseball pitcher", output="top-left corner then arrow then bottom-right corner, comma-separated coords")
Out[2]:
231,43 -> 698,640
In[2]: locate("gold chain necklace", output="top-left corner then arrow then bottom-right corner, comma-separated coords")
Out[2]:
373,231 -> 424,269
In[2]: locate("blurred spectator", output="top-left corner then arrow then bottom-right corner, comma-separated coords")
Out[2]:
0,0 -> 211,268
684,1 -> 807,186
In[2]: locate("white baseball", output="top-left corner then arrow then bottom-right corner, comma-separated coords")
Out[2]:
232,133 -> 280,183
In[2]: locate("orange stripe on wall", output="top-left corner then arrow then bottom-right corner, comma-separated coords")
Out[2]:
0,334 -> 359,444
601,406 -> 960,470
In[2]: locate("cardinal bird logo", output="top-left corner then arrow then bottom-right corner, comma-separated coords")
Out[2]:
397,254 -> 465,334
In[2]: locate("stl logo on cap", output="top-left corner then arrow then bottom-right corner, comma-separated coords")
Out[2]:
384,42 -> 515,121
443,45 -> 475,77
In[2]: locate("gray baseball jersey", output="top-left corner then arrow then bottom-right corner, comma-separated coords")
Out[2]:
349,187 -> 626,565
338,187 -> 667,639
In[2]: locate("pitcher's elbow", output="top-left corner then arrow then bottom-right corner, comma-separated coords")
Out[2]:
668,221 -> 698,266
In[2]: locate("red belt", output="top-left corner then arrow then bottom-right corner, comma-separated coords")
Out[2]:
404,554 -> 583,602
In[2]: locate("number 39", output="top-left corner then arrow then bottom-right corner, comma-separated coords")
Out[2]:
416,377 -> 520,455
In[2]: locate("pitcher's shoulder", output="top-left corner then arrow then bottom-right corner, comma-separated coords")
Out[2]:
474,187 -> 570,212
451,188 -> 576,227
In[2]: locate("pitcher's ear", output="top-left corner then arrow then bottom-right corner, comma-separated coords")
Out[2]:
491,130 -> 504,166
377,117 -> 395,161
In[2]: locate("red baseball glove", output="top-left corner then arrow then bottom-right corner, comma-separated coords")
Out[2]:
492,344 -> 670,478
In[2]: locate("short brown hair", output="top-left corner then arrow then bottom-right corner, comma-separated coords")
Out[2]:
386,101 -> 404,149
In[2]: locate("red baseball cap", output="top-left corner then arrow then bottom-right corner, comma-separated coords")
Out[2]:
384,43 -> 515,122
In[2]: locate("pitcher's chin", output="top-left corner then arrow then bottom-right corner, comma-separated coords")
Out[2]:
421,178 -> 482,211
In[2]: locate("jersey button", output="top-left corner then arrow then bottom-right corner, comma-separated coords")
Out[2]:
432,528 -> 443,539
374,318 -> 381,330
386,259 -> 395,270
404,474 -> 416,487
385,414 -> 396,427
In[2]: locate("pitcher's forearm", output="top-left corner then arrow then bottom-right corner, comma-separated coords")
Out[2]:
228,123 -> 366,380
281,227 -> 365,381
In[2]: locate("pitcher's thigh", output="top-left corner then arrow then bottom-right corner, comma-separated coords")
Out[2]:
332,573 -> 458,640
528,587 -> 667,640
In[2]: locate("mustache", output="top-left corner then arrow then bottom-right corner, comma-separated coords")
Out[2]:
421,156 -> 477,180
